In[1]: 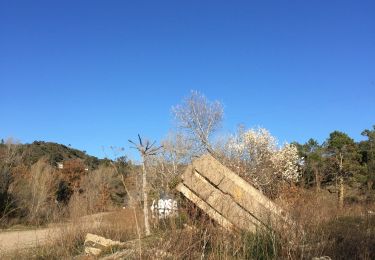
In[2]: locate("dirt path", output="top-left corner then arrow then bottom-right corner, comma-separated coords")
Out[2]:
0,211 -> 112,253
0,227 -> 61,252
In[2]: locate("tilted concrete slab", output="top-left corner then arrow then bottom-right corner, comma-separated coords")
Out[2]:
176,154 -> 293,232
176,183 -> 234,230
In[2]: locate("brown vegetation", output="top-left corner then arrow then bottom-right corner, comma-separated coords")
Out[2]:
0,92 -> 374,259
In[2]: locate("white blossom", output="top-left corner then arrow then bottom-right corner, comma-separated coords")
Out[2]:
222,127 -> 300,184
270,143 -> 300,181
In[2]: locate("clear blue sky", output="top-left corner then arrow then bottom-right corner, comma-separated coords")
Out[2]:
1,1 -> 374,160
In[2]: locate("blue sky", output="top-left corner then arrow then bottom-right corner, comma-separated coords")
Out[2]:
1,1 -> 374,160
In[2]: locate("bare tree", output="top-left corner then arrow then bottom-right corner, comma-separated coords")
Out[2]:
161,131 -> 194,174
106,148 -> 142,260
0,138 -> 22,222
2,138 -> 21,166
129,135 -> 162,236
172,90 -> 223,154
10,158 -> 57,224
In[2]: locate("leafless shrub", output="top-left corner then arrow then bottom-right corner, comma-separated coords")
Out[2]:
9,158 -> 58,224
0,138 -> 22,224
67,165 -> 119,218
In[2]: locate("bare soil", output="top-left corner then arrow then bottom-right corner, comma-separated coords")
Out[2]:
0,210 -> 140,253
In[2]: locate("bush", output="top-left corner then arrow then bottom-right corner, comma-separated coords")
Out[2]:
10,159 -> 58,225
322,215 -> 375,259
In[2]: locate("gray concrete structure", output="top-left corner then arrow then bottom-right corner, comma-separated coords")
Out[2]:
177,154 -> 294,232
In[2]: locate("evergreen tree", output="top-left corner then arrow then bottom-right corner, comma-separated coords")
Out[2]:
294,139 -> 323,190
360,126 -> 375,190
324,131 -> 361,208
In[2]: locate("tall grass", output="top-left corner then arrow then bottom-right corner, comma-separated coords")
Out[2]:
1,190 -> 374,259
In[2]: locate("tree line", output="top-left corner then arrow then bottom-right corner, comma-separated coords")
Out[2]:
293,127 -> 375,207
170,91 -> 375,207
0,91 -> 373,227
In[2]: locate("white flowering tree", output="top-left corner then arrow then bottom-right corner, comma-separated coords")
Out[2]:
218,127 -> 300,196
172,91 -> 299,197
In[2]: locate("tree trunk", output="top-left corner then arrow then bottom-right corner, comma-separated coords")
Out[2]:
142,156 -> 151,236
338,176 -> 344,209
314,168 -> 321,192
368,179 -> 373,191
367,160 -> 374,191
172,160 -> 177,175
337,153 -> 344,209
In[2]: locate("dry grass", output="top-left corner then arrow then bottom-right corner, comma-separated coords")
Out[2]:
1,190 -> 375,259
0,224 -> 88,259
277,188 -> 375,259
0,209 -> 141,259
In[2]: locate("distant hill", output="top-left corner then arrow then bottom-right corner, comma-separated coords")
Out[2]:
0,141 -> 103,169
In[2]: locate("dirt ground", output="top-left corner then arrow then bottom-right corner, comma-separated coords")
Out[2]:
0,227 -> 61,253
0,209 -> 142,254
